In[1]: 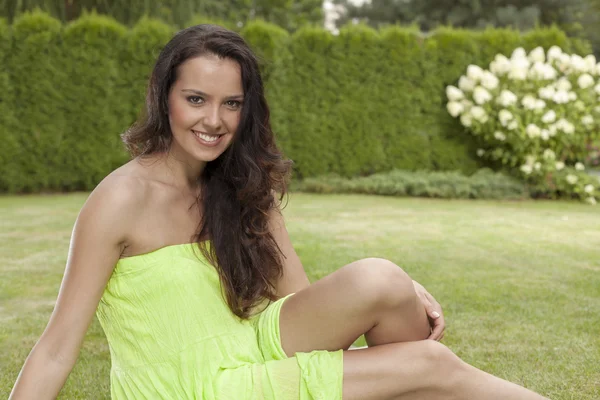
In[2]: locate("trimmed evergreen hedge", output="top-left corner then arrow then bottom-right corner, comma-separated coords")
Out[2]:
295,169 -> 529,200
0,12 -> 591,192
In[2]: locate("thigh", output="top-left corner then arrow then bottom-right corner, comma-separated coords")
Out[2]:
278,258 -> 414,356
342,341 -> 454,400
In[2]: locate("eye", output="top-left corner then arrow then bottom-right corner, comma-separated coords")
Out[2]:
187,96 -> 204,105
225,100 -> 242,109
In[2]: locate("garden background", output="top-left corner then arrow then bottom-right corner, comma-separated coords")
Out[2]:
1,1 -> 599,399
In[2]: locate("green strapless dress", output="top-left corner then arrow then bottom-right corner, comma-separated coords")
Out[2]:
95,242 -> 343,399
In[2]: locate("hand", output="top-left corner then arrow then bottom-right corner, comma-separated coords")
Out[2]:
412,280 -> 445,341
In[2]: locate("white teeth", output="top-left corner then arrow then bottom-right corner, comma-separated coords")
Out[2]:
193,131 -> 220,143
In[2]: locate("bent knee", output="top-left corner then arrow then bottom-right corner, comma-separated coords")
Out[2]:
420,340 -> 458,365
344,258 -> 416,309
418,341 -> 469,390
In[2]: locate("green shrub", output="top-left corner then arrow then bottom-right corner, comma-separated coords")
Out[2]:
445,45 -> 599,204
0,11 -> 592,193
59,13 -> 127,190
2,10 -> 64,192
297,169 -> 529,200
240,19 -> 288,83
0,18 -> 17,192
184,15 -> 240,32
117,17 -> 174,136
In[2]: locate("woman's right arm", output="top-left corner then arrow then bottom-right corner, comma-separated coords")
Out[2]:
9,177 -> 141,399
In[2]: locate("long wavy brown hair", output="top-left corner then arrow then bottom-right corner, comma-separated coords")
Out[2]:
122,24 -> 292,319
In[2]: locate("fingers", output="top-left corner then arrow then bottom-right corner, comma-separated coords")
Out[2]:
413,282 -> 446,341
424,293 -> 445,341
427,314 -> 445,341
423,293 -> 441,320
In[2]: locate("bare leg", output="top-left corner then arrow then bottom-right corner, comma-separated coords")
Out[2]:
279,258 -> 430,355
343,341 -> 548,400
279,258 -> 549,399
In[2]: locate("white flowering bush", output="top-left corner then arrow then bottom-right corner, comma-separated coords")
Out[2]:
446,46 -> 600,205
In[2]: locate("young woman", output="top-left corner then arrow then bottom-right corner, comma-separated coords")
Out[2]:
10,25 -> 548,399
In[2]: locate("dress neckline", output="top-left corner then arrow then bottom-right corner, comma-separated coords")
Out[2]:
118,241 -> 210,262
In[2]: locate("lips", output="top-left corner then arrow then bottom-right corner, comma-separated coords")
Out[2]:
192,130 -> 225,146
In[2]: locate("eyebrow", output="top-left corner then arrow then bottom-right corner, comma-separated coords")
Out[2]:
182,89 -> 244,100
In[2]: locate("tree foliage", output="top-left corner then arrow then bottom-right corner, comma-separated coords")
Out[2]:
0,0 -> 324,31
334,0 -> 600,53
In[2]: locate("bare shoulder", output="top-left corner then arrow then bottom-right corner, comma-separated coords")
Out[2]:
90,169 -> 150,211
76,163 -> 152,250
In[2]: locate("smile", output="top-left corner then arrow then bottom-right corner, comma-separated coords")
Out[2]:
192,130 -> 225,146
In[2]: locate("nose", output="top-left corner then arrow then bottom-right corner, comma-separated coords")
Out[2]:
203,103 -> 222,132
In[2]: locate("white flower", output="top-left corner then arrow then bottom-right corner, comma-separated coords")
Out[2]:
566,174 -> 578,184
460,113 -> 473,127
586,197 -> 597,205
494,131 -> 506,141
526,124 -> 541,138
498,110 -> 513,127
595,83 -> 600,95
458,76 -> 476,92
535,99 -> 546,110
557,53 -> 571,73
556,119 -> 575,134
556,78 -> 572,91
490,54 -> 511,76
543,149 -> 556,160
575,162 -> 585,171
461,99 -> 474,108
543,64 -> 558,80
564,122 -> 575,134
539,85 -> 556,100
548,125 -> 558,136
520,164 -> 533,175
446,85 -> 464,101
582,115 -> 594,126
570,54 -> 587,73
497,90 -> 518,107
528,47 -> 546,63
534,162 -> 541,170
568,92 -> 577,101
470,106 -> 488,122
529,61 -> 557,80
584,55 -> 597,72
555,161 -> 565,170
578,73 -> 595,89
473,86 -> 492,105
508,66 -> 528,80
481,71 -> 499,90
467,65 -> 484,81
447,101 -> 464,117
507,120 -> 518,131
476,148 -> 485,157
522,95 -> 538,110
547,46 -> 563,61
511,47 -> 527,60
584,184 -> 595,194
552,90 -> 570,104
540,129 -> 550,141
542,110 -> 557,123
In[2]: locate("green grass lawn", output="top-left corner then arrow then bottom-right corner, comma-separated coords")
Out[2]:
1,193 -> 599,399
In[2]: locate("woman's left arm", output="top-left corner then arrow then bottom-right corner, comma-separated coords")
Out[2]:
268,207 -> 311,298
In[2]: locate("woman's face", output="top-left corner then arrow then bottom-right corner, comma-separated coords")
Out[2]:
167,54 -> 243,165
